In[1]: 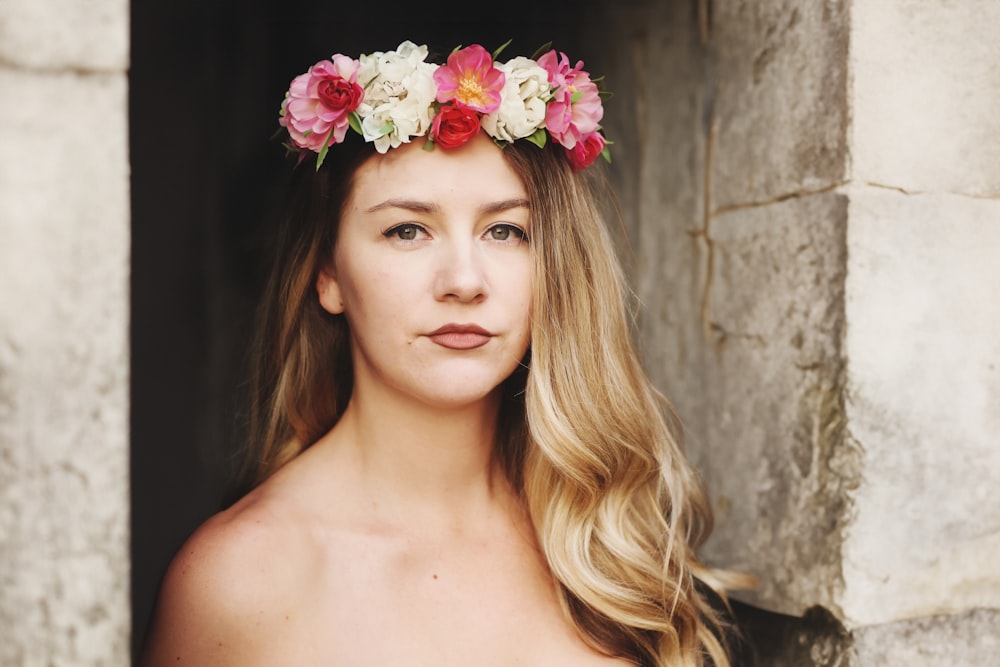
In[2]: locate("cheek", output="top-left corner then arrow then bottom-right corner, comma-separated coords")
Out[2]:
340,265 -> 414,324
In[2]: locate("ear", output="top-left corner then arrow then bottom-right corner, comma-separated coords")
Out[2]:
316,264 -> 345,315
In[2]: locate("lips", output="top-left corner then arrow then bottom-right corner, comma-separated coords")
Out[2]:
427,323 -> 493,350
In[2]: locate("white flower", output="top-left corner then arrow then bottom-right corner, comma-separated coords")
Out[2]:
357,41 -> 439,152
482,56 -> 552,143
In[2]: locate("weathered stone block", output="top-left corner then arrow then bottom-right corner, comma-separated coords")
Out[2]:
711,0 -> 850,208
0,67 -> 129,666
852,0 -> 1000,198
691,192 -> 856,620
0,0 -> 128,71
850,608 -> 1000,666
841,187 -> 1000,625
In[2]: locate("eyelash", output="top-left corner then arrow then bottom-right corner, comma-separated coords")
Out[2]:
488,223 -> 530,243
382,223 -> 530,244
383,223 -> 425,241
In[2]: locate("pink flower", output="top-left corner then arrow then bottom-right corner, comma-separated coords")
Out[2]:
280,54 -> 363,152
431,104 -> 483,148
537,50 -> 603,150
565,132 -> 607,171
433,44 -> 505,114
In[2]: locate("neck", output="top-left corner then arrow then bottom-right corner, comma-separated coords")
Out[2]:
317,383 -> 513,525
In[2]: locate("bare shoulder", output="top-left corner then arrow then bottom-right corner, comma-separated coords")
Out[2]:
138,491 -> 319,666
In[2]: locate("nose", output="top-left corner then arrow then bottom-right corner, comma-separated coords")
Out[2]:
433,237 -> 489,303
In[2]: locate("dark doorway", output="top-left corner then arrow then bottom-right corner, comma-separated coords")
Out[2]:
129,1 -> 586,659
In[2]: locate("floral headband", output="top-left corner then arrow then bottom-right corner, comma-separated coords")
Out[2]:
277,40 -> 611,171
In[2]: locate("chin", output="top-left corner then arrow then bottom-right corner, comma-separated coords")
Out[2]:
418,386 -> 504,411
401,373 -> 507,410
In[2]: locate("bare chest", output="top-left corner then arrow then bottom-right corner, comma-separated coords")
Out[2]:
268,532 -> 635,667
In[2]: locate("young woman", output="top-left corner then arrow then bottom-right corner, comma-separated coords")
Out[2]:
140,41 -> 745,667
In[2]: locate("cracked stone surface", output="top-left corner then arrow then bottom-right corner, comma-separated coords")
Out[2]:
695,193 -> 855,619
850,608 -> 1000,666
841,188 -> 1000,626
0,57 -> 130,667
852,0 -> 1000,198
710,0 -> 850,209
0,0 -> 127,71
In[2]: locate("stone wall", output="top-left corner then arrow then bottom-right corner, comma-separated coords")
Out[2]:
0,0 -> 131,665
588,0 -> 1000,664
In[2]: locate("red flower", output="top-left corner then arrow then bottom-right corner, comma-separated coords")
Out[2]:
431,104 -> 482,149
566,131 -> 607,171
280,55 -> 363,152
316,76 -> 363,114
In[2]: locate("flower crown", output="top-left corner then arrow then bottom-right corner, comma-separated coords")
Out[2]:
277,40 -> 611,172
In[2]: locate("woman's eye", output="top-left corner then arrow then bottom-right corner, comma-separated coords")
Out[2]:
488,224 -> 528,243
386,224 -> 421,241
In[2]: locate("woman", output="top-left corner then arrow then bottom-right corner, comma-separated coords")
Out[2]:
140,41 -> 746,667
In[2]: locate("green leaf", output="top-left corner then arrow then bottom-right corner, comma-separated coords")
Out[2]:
524,128 -> 548,149
570,91 -> 583,104
601,145 -> 612,164
315,127 -> 335,171
530,41 -> 553,60
348,111 -> 363,135
492,39 -> 512,60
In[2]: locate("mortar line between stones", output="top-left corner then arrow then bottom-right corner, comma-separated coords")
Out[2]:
698,113 -> 718,341
0,58 -> 122,76
710,180 -> 849,217
698,0 -> 712,45
864,181 -> 1000,200
696,0 -> 715,341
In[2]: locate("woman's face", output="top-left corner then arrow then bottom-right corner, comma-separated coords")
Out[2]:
317,132 -> 532,410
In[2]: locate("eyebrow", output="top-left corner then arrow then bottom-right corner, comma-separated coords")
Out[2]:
365,197 -> 530,215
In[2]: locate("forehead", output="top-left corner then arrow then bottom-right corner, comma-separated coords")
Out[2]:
347,133 -> 527,210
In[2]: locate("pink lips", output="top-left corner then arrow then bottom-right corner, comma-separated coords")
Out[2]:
427,323 -> 493,350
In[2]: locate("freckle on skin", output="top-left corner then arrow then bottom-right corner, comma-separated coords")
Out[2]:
433,574 -> 438,580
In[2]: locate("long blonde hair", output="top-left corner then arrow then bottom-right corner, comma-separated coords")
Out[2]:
238,138 -> 743,666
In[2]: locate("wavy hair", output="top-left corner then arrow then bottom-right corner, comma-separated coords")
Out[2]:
237,138 -> 744,667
